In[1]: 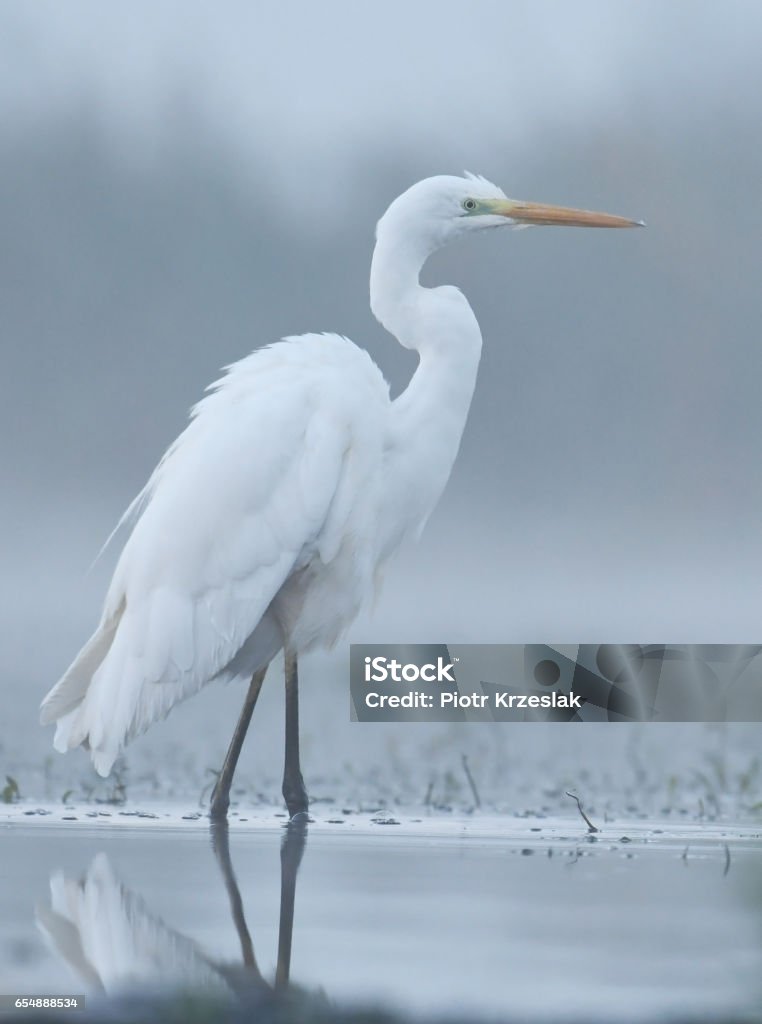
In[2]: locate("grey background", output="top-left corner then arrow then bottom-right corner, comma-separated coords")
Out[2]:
2,1 -> 760,806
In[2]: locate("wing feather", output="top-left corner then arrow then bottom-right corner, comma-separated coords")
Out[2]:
43,334 -> 389,774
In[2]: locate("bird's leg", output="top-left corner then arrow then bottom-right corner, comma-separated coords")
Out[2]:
282,651 -> 309,818
210,665 -> 268,821
275,816 -> 308,988
209,820 -> 265,980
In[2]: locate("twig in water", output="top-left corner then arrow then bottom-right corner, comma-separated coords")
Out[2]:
723,843 -> 731,877
565,791 -> 599,833
461,754 -> 481,809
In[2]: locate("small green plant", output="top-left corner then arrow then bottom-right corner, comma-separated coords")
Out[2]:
1,775 -> 20,803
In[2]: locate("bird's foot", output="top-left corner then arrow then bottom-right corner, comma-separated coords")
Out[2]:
283,773 -> 309,820
209,784 -> 230,822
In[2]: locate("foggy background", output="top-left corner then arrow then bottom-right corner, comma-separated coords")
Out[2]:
2,1 -> 761,807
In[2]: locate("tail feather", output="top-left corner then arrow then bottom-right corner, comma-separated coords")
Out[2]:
40,600 -> 125,727
42,586 -> 280,778
52,708 -> 86,755
48,603 -> 140,777
42,593 -> 212,778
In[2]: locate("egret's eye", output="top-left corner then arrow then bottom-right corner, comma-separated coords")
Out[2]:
462,198 -> 477,212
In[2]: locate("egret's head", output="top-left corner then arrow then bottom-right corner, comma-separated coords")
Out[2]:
376,172 -> 643,255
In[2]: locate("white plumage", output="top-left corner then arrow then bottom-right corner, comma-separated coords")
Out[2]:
40,173 -> 639,802
43,334 -> 390,775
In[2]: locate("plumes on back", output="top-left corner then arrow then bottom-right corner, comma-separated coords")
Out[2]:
41,334 -> 390,775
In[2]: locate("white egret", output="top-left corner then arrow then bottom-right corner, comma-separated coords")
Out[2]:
40,173 -> 640,819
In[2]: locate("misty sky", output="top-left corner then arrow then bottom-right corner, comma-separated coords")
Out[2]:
2,2 -> 760,790
2,2 -> 760,214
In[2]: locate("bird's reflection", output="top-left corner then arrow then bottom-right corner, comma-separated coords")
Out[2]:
36,820 -> 308,1006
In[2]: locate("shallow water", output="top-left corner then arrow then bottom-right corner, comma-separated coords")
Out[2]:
1,806 -> 761,1022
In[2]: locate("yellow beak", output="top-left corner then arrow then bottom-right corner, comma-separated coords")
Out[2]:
489,198 -> 644,229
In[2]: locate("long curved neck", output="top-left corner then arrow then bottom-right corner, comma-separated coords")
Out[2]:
370,223 -> 483,545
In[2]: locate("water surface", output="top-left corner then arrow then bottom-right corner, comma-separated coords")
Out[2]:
1,808 -> 760,1022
